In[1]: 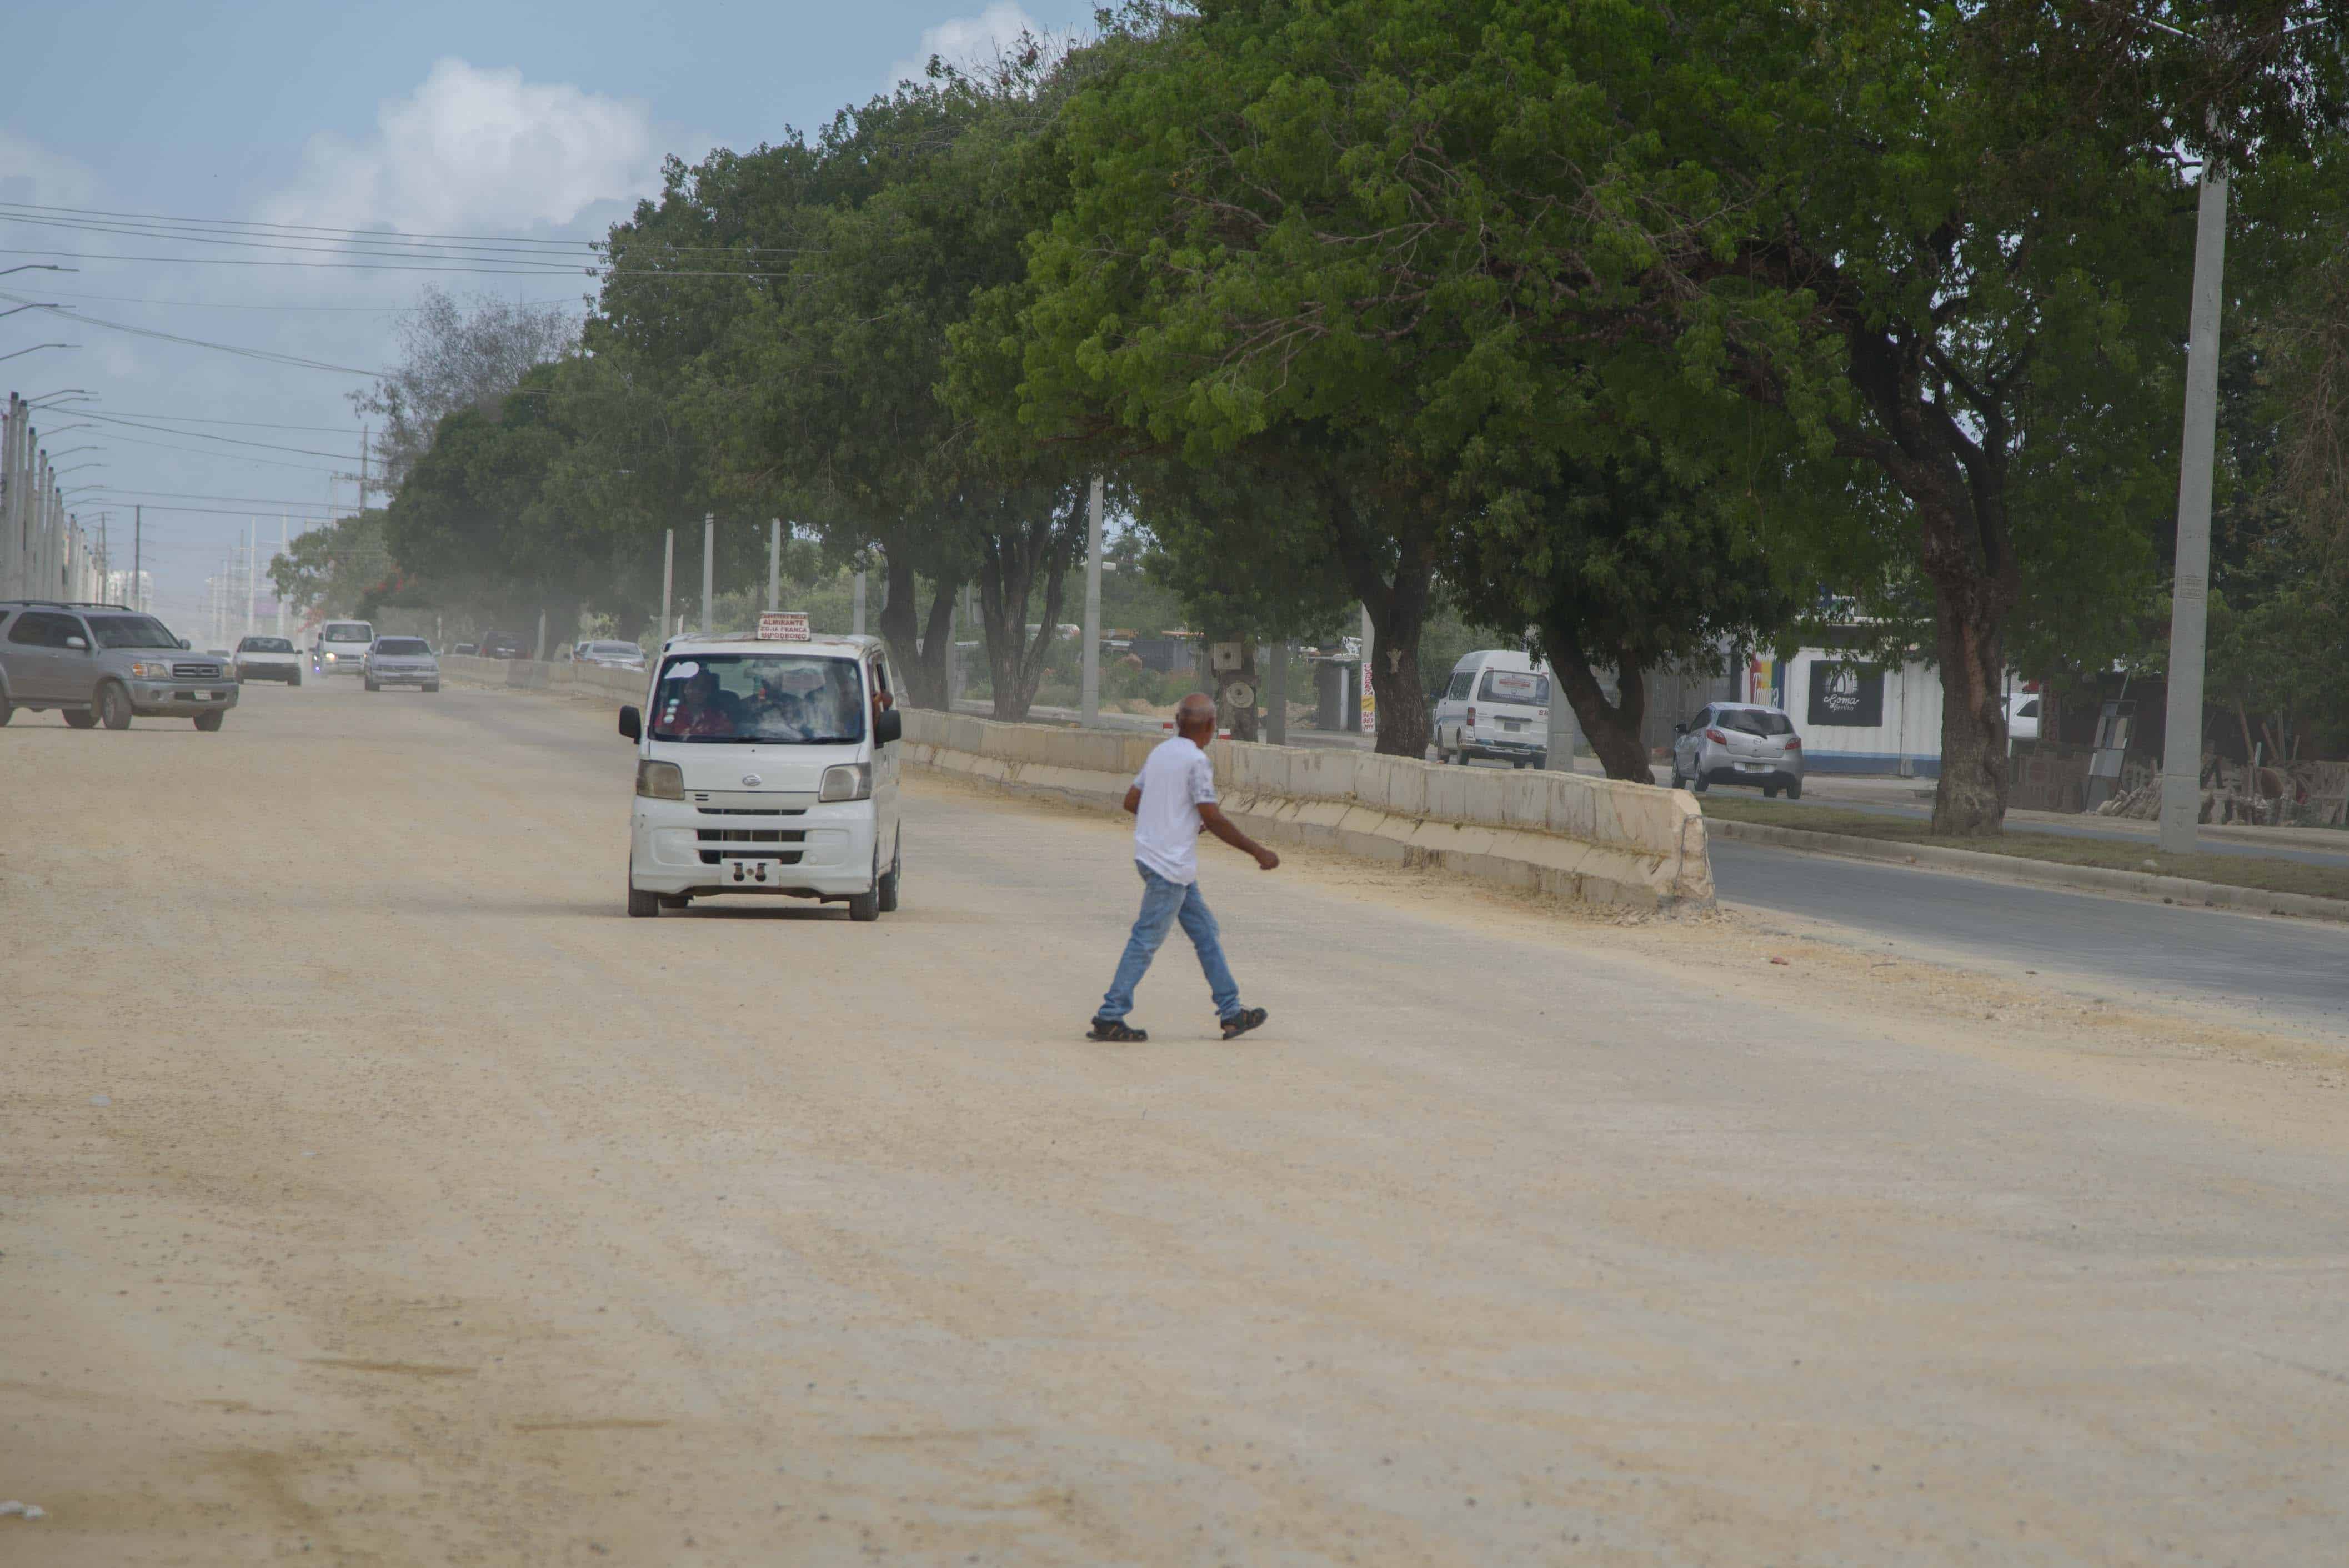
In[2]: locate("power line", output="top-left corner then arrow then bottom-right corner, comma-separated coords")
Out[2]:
0,246 -> 795,280
0,199 -> 817,258
0,292 -> 385,377
74,409 -> 365,460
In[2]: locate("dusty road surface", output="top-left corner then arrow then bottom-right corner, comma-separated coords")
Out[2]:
4,682 -> 2347,1565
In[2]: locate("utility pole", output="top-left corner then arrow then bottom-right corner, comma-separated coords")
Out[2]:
244,520 -> 258,639
661,528 -> 674,644
2158,141 -> 2229,855
852,562 -> 867,636
700,513 -> 714,634
1080,474 -> 1104,726
132,505 -> 141,613
1359,605 -> 1376,736
767,518 -> 780,612
277,517 -> 287,635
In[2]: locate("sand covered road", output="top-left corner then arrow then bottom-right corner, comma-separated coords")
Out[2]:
3,682 -> 2346,1565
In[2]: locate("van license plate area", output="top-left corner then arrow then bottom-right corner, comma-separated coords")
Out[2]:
1736,761 -> 1770,772
723,858 -> 778,885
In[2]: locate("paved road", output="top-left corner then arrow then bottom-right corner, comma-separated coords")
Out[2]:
1712,839 -> 2349,1031
6,682 -> 2347,1565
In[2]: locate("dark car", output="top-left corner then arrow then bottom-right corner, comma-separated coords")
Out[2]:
478,630 -> 528,660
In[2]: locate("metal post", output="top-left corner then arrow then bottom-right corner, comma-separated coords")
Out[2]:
2158,154 -> 2229,855
1267,640 -> 1289,745
1080,474 -> 1105,726
660,528 -> 674,644
767,517 -> 781,612
133,506 -> 142,613
700,512 -> 714,634
852,565 -> 867,636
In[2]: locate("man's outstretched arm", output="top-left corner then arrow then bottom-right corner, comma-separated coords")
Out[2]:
1197,803 -> 1279,870
1123,784 -> 1143,815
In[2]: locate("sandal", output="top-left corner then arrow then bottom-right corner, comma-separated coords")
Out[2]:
1220,1007 -> 1268,1040
1087,1018 -> 1148,1042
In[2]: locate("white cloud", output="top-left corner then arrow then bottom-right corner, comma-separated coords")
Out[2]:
262,59 -> 662,234
0,129 -> 99,207
888,2 -> 1043,89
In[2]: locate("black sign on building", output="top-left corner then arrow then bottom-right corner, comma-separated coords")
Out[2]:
1807,661 -> 1885,728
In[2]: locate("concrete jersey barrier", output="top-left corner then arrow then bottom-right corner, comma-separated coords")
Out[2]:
901,709 -> 1712,911
443,653 -> 646,701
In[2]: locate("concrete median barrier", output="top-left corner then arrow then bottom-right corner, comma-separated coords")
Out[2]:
443,653 -> 646,701
903,710 -> 1712,911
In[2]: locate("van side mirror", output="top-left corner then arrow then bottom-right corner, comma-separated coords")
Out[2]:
874,708 -> 903,745
618,705 -> 642,742
1672,722 -> 1687,735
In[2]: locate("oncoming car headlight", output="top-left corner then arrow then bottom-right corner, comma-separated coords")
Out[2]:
819,763 -> 872,803
323,652 -> 337,662
635,759 -> 685,800
129,660 -> 169,679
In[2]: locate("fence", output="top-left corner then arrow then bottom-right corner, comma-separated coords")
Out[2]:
1,393 -> 106,605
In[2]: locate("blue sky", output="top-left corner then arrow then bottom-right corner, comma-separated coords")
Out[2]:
1,0 -> 1090,625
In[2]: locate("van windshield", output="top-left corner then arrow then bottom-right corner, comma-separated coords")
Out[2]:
1477,669 -> 1550,705
650,653 -> 865,744
323,623 -> 372,642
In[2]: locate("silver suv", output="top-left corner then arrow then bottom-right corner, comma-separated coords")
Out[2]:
0,600 -> 240,731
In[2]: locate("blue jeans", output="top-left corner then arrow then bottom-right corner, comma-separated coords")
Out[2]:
1098,861 -> 1241,1023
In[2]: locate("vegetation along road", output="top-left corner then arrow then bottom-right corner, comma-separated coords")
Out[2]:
4,680 -> 2346,1564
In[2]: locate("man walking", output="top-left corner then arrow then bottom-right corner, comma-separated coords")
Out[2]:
1088,692 -> 1278,1043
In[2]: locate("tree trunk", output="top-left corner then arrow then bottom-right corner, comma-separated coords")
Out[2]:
1925,574 -> 2009,835
878,555 -> 961,709
1545,627 -> 1651,781
1325,493 -> 1436,759
975,512 -> 1074,725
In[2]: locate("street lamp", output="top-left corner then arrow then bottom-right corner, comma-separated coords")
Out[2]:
0,344 -> 77,364
27,389 -> 92,404
0,303 -> 60,322
47,445 -> 104,459
0,264 -> 75,279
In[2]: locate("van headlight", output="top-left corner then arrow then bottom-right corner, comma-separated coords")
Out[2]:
819,763 -> 872,803
324,652 -> 337,662
635,759 -> 685,800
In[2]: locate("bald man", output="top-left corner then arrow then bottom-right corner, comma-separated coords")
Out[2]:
1088,692 -> 1278,1043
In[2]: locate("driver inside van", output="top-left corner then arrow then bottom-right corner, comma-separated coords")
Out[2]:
664,668 -> 742,738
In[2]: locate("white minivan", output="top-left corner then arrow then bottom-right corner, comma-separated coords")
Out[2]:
617,629 -> 903,920
312,619 -> 374,677
1432,648 -> 1553,768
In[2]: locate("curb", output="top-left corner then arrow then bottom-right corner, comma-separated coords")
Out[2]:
1707,818 -> 2349,924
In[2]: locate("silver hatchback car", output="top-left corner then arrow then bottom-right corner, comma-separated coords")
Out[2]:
1671,701 -> 1804,798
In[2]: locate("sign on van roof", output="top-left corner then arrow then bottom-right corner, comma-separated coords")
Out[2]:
757,611 -> 810,641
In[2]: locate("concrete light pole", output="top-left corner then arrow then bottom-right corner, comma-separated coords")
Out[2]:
660,528 -> 674,642
852,562 -> 867,636
767,518 -> 781,613
2156,138 -> 2231,855
700,513 -> 714,634
1080,475 -> 1104,726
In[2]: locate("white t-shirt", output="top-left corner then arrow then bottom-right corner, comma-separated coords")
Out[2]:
1131,735 -> 1218,884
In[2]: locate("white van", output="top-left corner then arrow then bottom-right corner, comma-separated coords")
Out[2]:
618,629 -> 903,921
1432,649 -> 1552,768
312,619 -> 374,677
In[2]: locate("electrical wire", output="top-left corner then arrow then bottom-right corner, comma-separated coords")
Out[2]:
0,292 -> 385,377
